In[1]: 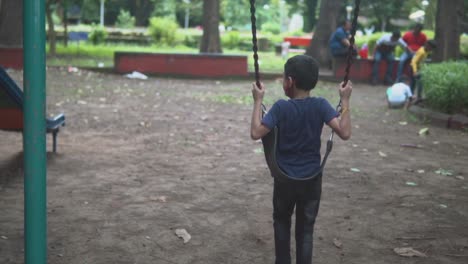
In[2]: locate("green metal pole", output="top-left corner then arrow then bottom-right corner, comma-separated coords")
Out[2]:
23,0 -> 47,263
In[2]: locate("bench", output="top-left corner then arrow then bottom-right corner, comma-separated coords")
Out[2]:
332,57 -> 411,82
0,67 -> 66,152
68,31 -> 89,44
114,52 -> 248,78
283,36 -> 312,48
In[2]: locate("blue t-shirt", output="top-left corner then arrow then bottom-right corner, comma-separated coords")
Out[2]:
261,97 -> 339,179
329,27 -> 349,55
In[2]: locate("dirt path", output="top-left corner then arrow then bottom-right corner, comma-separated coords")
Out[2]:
1,68 -> 467,264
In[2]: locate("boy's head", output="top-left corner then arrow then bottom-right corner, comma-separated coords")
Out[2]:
413,23 -> 423,35
342,20 -> 352,31
399,75 -> 410,85
391,31 -> 401,41
425,40 -> 437,51
284,55 -> 319,95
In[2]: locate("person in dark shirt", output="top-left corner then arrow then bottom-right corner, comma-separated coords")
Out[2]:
250,55 -> 352,264
329,20 -> 356,57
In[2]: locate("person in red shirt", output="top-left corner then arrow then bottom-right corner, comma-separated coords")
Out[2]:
396,24 -> 427,82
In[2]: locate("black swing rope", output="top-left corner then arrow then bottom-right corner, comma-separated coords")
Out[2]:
250,0 -> 361,180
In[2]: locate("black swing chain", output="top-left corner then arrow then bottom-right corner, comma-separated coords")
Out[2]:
249,0 -> 261,88
249,0 -> 267,116
337,0 -> 361,114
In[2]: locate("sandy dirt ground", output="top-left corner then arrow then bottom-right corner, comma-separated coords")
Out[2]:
1,68 -> 467,264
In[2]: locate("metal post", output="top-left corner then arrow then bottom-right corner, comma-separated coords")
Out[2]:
23,0 -> 47,263
100,0 -> 104,26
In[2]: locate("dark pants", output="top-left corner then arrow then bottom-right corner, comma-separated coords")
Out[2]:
410,70 -> 423,99
372,51 -> 395,83
273,175 -> 322,264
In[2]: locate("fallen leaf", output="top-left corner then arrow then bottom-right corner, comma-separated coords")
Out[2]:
333,238 -> 343,249
378,151 -> 387,157
151,196 -> 167,202
253,148 -> 264,154
394,247 -> 427,257
418,128 -> 429,136
405,181 -> 417,186
175,229 -> 191,243
350,168 -> 360,173
435,169 -> 453,176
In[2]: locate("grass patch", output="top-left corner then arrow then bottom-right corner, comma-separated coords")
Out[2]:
47,43 -> 291,72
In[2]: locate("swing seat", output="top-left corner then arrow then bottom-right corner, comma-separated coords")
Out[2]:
0,67 -> 66,152
262,126 -> 332,181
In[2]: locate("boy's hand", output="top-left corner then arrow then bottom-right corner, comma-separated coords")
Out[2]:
251,82 -> 265,102
339,81 -> 353,100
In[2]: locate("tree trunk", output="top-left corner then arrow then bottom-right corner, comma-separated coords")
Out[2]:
46,1 -> 56,56
433,0 -> 464,61
303,0 -> 319,32
200,0 -> 222,53
0,0 -> 23,47
134,0 -> 152,26
305,0 -> 341,66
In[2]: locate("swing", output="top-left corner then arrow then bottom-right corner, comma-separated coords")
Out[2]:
249,0 -> 361,181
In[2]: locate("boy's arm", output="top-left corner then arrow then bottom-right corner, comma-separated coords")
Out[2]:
250,83 -> 271,140
327,81 -> 352,140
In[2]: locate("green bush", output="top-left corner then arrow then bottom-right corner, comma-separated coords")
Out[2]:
261,22 -> 281,35
88,25 -> 108,45
148,17 -> 179,46
461,34 -> 468,58
421,61 -> 468,114
116,9 -> 135,29
221,31 -> 241,50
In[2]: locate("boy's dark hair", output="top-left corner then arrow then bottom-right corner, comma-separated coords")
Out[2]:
414,23 -> 423,31
284,55 -> 319,91
426,39 -> 437,48
391,31 -> 401,39
399,75 -> 410,83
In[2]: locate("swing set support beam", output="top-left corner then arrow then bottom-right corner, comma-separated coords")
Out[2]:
23,0 -> 47,263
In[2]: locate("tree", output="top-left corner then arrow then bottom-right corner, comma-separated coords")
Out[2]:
0,1 -> 23,47
46,0 -> 59,55
286,0 -> 319,32
305,0 -> 342,66
360,0 -> 404,32
132,0 -> 153,26
200,0 -> 221,53
433,0 -> 464,61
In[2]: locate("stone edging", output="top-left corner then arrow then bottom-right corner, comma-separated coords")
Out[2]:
408,105 -> 468,130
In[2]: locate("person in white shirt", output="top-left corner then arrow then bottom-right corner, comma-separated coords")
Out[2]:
372,31 -> 405,85
386,75 -> 414,109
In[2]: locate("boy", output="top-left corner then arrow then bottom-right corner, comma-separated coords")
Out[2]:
371,31 -> 404,85
386,75 -> 414,109
396,23 -> 427,81
410,40 -> 437,102
250,55 -> 352,264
